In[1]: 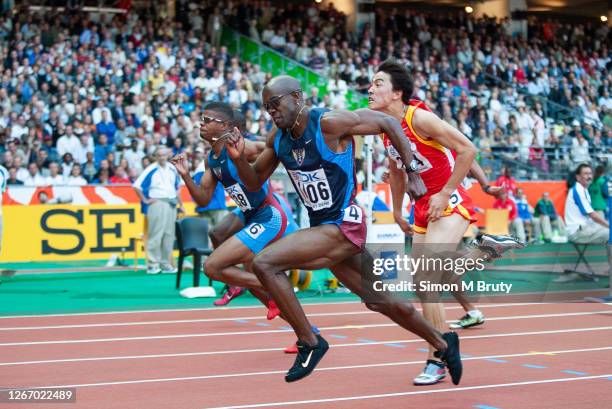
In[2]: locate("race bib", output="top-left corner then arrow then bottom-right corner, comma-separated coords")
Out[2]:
448,189 -> 463,209
342,204 -> 363,224
225,183 -> 252,212
288,168 -> 333,211
245,222 -> 265,239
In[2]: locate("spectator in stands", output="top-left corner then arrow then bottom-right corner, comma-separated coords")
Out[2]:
66,164 -> 87,186
6,167 -> 22,185
515,188 -> 536,242
43,162 -> 61,185
22,162 -> 45,187
565,164 -> 609,244
495,167 -> 518,197
535,191 -> 566,242
56,125 -> 80,160
96,111 -> 117,146
571,132 -> 591,165
493,189 -> 525,244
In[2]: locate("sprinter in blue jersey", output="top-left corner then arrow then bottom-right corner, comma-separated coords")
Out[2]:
226,75 -> 462,384
171,102 -> 298,319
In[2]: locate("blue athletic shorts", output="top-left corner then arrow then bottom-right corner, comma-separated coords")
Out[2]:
233,193 -> 298,254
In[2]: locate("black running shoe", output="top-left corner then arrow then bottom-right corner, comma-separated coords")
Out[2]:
434,331 -> 462,385
474,234 -> 525,259
285,334 -> 329,383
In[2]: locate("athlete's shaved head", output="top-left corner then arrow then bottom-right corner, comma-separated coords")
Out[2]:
265,75 -> 302,95
262,75 -> 305,130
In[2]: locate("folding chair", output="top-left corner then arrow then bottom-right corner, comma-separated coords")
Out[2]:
563,242 -> 598,281
175,217 -> 214,289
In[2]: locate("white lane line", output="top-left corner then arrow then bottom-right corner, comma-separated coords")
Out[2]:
1,310 -> 610,346
1,303 -> 608,331
205,374 -> 612,409
0,301 -> 564,320
0,301 -> 362,319
1,326 -> 611,365
5,348 -> 610,390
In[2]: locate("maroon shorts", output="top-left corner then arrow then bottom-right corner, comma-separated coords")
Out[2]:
337,204 -> 367,253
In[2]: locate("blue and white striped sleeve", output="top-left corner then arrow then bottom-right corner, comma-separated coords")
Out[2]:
572,186 -> 593,216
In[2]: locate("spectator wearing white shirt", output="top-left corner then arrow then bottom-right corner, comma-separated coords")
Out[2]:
74,133 -> 95,165
91,100 -> 111,125
56,125 -> 81,159
65,163 -> 87,186
10,115 -> 28,140
22,162 -> 46,186
571,133 -> 591,165
46,162 -> 64,185
123,139 -> 145,173
133,146 -> 184,274
565,164 -> 609,244
13,156 -> 29,182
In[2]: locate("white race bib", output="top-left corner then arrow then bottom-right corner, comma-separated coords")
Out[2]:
225,183 -> 252,212
288,168 -> 333,211
342,205 -> 363,224
245,223 -> 265,239
448,189 -> 463,209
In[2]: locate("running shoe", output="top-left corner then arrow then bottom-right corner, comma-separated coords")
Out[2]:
474,234 -> 525,259
284,326 -> 320,354
267,299 -> 281,320
434,332 -> 463,385
285,334 -> 329,382
284,343 -> 298,354
213,286 -> 246,306
413,359 -> 447,385
450,310 -> 485,329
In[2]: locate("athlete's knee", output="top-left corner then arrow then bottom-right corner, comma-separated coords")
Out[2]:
251,252 -> 279,278
203,257 -> 223,281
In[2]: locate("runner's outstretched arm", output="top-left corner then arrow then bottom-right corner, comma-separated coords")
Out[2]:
469,161 -> 503,197
227,127 -> 280,191
171,154 -> 217,207
321,108 -> 427,201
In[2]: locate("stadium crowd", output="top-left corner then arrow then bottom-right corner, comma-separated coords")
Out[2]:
0,1 -> 609,193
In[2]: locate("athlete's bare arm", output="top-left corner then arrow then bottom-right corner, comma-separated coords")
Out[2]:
171,154 -> 217,207
244,139 -> 266,162
321,108 -> 427,200
226,127 -> 280,192
411,108 -> 477,221
469,161 -> 503,197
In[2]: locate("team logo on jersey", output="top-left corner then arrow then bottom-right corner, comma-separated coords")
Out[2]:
292,148 -> 306,166
213,167 -> 222,179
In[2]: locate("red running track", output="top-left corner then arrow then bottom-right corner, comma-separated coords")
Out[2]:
0,301 -> 611,409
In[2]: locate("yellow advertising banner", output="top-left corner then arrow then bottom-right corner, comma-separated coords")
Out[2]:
0,204 -> 146,262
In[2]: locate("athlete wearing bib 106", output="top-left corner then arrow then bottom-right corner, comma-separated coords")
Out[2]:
273,107 -> 366,249
207,145 -> 298,253
381,99 -> 476,234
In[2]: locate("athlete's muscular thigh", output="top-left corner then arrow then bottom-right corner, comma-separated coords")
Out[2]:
254,224 -> 357,271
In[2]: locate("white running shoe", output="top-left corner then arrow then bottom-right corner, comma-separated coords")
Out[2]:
413,360 -> 446,385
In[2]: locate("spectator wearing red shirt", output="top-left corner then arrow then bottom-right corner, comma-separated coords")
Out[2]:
495,167 -> 518,197
109,166 -> 131,184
